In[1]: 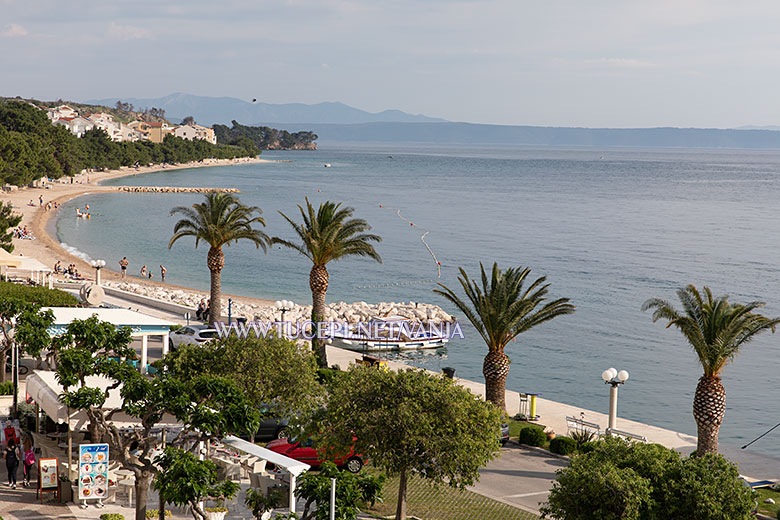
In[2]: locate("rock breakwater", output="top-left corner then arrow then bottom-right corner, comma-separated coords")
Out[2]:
103,281 -> 454,324
115,187 -> 240,193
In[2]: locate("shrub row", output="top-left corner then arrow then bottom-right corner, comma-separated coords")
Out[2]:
0,281 -> 81,306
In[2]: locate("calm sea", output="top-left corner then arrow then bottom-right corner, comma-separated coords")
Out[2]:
55,143 -> 780,453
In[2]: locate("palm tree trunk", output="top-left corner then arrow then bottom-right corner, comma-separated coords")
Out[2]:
309,264 -> 329,368
207,247 -> 225,326
693,375 -> 725,455
483,350 -> 511,412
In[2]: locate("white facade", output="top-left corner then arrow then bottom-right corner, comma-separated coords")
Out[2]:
53,117 -> 95,138
173,124 -> 198,140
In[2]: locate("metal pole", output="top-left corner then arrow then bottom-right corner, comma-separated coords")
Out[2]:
330,477 -> 336,520
608,383 -> 618,431
12,341 -> 18,414
228,298 -> 232,325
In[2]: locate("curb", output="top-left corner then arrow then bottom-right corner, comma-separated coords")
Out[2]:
513,442 -> 571,461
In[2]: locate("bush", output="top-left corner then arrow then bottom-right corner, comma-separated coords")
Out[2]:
519,425 -> 546,447
550,436 -> 577,455
0,281 -> 81,306
0,382 -> 13,395
100,514 -> 125,520
144,511 -> 171,519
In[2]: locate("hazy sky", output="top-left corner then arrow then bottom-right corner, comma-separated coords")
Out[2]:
3,0 -> 780,127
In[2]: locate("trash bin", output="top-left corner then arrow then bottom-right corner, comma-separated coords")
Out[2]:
442,367 -> 456,379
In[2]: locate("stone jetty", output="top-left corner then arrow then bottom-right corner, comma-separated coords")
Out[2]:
103,281 -> 455,324
115,186 -> 240,193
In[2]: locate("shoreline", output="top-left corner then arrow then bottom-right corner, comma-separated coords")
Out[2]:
3,157 -> 279,307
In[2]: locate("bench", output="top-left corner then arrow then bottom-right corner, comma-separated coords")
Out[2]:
605,427 -> 647,443
566,416 -> 602,437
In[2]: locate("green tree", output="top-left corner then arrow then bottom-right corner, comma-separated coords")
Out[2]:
152,447 -> 240,520
162,332 -> 324,437
540,436 -> 754,520
434,262 -> 574,411
294,461 -> 384,520
274,199 -> 381,368
0,201 -> 21,252
169,193 -> 269,325
181,116 -> 196,126
642,285 -> 780,455
316,365 -> 503,520
52,315 -> 260,520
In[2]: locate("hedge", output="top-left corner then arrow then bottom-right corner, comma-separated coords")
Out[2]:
0,281 -> 81,306
0,382 -> 13,395
549,436 -> 577,455
100,514 -> 125,520
519,425 -> 546,447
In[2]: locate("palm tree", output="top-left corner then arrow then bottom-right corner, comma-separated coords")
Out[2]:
169,193 -> 269,325
274,198 -> 382,368
642,285 -> 779,455
434,262 -> 574,412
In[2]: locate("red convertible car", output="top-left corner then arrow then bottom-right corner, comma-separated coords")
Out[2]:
266,437 -> 364,473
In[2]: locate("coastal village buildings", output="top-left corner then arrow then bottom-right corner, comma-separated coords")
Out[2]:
41,105 -> 216,144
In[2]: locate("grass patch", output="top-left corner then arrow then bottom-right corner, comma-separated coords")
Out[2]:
363,472 -> 538,520
756,487 -> 780,517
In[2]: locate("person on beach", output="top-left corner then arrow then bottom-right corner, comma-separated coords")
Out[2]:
39,195 -> 43,206
196,299 -> 206,320
119,257 -> 129,278
160,265 -> 167,282
140,265 -> 147,278
4,437 -> 20,489
22,436 -> 34,487
148,270 -> 153,280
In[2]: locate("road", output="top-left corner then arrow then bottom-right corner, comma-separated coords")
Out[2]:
471,443 -> 568,515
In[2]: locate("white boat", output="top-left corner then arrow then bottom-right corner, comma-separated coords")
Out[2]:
324,163 -> 332,168
325,316 -> 449,351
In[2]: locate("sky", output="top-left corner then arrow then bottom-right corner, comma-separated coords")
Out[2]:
2,0 -> 780,128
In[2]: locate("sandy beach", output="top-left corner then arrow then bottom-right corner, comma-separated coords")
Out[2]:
1,157 -> 278,308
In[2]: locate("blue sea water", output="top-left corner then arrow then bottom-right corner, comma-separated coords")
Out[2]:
55,143 -> 780,453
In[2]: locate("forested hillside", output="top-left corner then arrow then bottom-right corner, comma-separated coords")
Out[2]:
213,120 -> 317,150
0,101 -> 255,186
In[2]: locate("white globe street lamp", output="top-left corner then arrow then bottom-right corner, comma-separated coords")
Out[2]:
274,300 -> 294,323
90,259 -> 106,286
602,367 -> 630,431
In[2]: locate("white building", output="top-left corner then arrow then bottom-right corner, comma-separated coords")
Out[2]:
53,117 -> 95,138
173,124 -> 198,141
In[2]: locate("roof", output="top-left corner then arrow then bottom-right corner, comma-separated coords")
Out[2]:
148,122 -> 163,127
42,307 -> 176,336
26,370 -> 180,429
0,248 -> 22,268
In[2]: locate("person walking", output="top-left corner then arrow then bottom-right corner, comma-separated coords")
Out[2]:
140,265 -> 147,278
4,437 -> 20,488
22,437 -> 34,487
160,265 -> 167,282
119,257 -> 129,278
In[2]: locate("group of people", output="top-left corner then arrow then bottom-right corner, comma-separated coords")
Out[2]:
43,200 -> 60,212
120,258 -> 167,282
3,422 -> 34,489
13,226 -> 35,240
139,264 -> 167,282
75,204 -> 92,219
54,261 -> 84,280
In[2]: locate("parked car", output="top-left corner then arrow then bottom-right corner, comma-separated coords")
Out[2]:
169,325 -> 218,350
500,422 -> 510,446
266,437 -> 364,473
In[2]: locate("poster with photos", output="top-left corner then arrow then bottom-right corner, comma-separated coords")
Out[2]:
78,443 -> 109,500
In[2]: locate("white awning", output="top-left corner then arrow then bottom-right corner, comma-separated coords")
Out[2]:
222,435 -> 310,477
26,370 -> 180,430
0,248 -> 22,267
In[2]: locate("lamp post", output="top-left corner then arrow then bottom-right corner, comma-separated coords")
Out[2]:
89,259 -> 106,285
274,300 -> 294,323
601,367 -> 629,431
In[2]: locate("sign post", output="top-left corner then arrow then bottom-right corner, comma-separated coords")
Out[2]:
78,443 -> 109,505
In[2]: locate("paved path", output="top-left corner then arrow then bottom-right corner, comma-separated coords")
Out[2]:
471,443 -> 567,515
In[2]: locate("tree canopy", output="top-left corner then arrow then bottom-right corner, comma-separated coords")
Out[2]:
540,436 -> 754,520
213,120 -> 317,150
315,365 -> 503,520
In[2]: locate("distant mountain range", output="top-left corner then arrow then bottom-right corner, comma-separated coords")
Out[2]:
85,93 -> 446,126
81,93 -> 780,148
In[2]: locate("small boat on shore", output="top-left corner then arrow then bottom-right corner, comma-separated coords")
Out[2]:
325,316 -> 449,351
